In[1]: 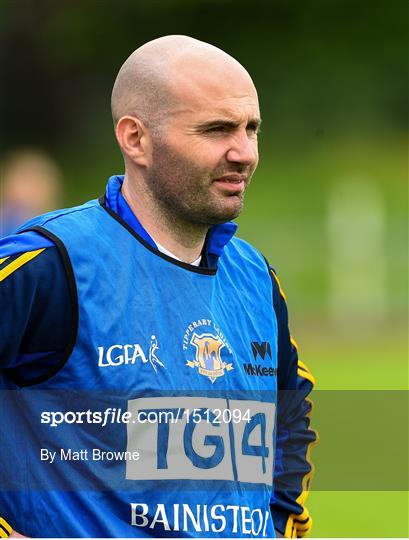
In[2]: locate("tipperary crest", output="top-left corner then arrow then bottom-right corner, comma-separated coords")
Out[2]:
184,320 -> 234,383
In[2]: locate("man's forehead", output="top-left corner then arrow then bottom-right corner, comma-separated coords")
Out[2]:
169,82 -> 260,123
165,54 -> 259,120
170,98 -> 261,127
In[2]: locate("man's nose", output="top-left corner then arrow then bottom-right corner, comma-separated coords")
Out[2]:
226,130 -> 258,166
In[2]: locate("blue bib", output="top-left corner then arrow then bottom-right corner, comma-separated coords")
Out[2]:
1,198 -> 278,537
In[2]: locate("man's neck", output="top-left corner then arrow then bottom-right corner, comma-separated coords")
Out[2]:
121,175 -> 208,264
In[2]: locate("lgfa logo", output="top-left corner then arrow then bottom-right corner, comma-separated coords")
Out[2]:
183,319 -> 234,383
98,335 -> 165,372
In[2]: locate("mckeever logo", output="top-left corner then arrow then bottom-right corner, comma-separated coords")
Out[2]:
251,341 -> 272,361
243,341 -> 276,377
98,335 -> 165,372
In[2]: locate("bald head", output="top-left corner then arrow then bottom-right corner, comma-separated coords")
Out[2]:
111,35 -> 255,129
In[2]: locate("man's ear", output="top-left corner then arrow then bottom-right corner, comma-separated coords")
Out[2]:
115,116 -> 151,167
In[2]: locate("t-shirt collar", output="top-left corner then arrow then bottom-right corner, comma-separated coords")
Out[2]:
104,175 -> 237,266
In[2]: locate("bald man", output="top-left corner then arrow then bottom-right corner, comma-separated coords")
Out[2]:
0,36 -> 316,538
111,36 -> 260,262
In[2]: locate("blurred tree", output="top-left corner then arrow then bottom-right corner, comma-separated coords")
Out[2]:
0,0 -> 406,152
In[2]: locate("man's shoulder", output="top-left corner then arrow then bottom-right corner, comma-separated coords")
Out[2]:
15,198 -> 101,233
0,230 -> 55,258
0,199 -> 101,283
223,235 -> 285,293
0,230 -> 62,284
226,234 -> 268,265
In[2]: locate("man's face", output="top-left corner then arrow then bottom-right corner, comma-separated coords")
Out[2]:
144,64 -> 261,226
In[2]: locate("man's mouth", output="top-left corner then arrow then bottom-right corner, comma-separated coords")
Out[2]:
212,174 -> 247,192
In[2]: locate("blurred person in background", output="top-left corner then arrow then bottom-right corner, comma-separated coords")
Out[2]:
0,149 -> 62,238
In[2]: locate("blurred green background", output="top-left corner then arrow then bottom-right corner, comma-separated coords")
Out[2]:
1,0 -> 407,536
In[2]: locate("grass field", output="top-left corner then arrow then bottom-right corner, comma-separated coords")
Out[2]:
295,325 -> 408,537
307,491 -> 408,537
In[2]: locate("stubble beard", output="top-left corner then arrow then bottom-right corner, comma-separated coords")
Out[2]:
146,139 -> 249,229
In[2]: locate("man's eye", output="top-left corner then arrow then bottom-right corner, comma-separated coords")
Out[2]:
247,125 -> 260,136
206,126 -> 226,133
